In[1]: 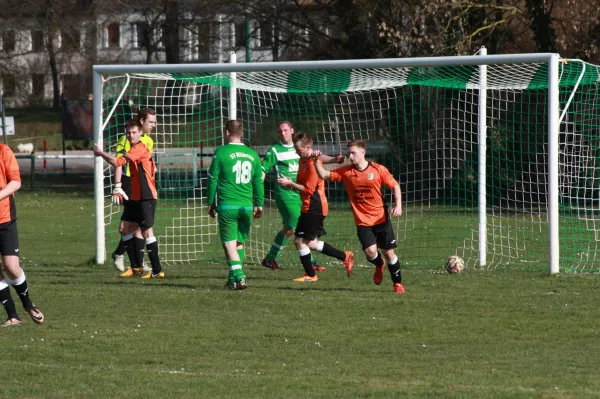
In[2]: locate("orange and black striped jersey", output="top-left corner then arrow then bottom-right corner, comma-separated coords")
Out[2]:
329,162 -> 398,226
0,144 -> 20,223
115,141 -> 157,200
296,156 -> 328,216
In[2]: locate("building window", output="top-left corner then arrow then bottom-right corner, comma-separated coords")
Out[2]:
61,28 -> 80,50
2,31 -> 16,53
133,22 -> 150,48
2,75 -> 16,97
62,74 -> 82,100
235,22 -> 246,47
259,21 -> 272,48
32,74 -> 45,98
31,30 -> 44,52
107,23 -> 120,48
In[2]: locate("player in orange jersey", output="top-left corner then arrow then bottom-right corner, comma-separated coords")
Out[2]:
0,144 -> 44,326
277,132 -> 354,283
314,139 -> 405,294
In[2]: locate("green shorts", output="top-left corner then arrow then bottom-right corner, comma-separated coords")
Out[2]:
217,207 -> 254,243
275,195 -> 302,230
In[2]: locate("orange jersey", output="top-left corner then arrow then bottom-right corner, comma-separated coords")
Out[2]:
115,141 -> 157,200
296,156 -> 328,216
329,162 -> 398,226
0,144 -> 20,223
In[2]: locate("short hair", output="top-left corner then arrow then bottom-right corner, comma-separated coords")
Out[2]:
348,140 -> 366,151
138,107 -> 156,121
226,120 -> 244,137
125,119 -> 143,132
277,120 -> 293,129
292,132 -> 312,147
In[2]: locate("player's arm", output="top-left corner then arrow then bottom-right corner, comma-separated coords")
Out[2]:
261,148 -> 276,180
312,153 -> 331,180
320,153 -> 346,165
391,184 -> 402,217
381,166 -> 402,217
0,149 -> 21,201
94,144 -> 119,166
253,157 -> 264,219
206,153 -> 220,218
277,177 -> 304,192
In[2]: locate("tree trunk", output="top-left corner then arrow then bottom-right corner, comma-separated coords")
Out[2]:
526,0 -> 557,52
164,0 -> 180,64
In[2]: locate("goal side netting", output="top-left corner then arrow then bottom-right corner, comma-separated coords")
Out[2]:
94,55 -> 600,273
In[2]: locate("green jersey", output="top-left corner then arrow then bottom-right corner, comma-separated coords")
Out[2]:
262,141 -> 300,201
207,142 -> 264,209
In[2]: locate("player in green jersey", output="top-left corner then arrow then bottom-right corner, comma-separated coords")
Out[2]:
261,120 -> 345,271
207,120 -> 264,290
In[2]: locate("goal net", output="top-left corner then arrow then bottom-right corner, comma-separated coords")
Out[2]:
94,54 -> 600,273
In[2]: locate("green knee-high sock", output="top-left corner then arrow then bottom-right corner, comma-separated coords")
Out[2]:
228,260 -> 245,281
237,248 -> 245,264
266,232 -> 287,260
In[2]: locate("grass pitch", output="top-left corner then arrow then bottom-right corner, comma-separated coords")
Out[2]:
3,189 -> 600,398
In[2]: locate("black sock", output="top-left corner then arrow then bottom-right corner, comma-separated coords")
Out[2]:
146,240 -> 162,274
11,279 -> 34,309
300,253 -> 315,277
320,242 -> 345,261
134,238 -> 146,268
0,286 -> 19,319
124,237 -> 136,268
388,260 -> 402,283
114,239 -> 127,256
367,252 -> 384,267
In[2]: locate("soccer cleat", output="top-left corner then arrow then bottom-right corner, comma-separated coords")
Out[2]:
373,265 -> 384,285
343,251 -> 354,277
225,281 -> 238,290
292,274 -> 319,282
112,252 -> 126,272
25,307 -> 44,324
312,263 -> 326,272
236,278 -> 248,290
262,258 -> 283,270
1,318 -> 22,327
141,271 -> 165,279
393,283 -> 405,294
120,267 -> 144,277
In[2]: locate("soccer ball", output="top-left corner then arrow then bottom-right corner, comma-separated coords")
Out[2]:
445,255 -> 465,274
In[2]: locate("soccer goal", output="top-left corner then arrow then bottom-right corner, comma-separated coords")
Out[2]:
93,51 -> 600,273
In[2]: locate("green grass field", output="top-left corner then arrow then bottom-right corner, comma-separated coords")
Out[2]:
2,186 -> 600,398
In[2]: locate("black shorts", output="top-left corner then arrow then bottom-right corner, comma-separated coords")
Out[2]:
0,220 -> 20,256
357,220 -> 397,250
295,213 -> 326,241
121,199 -> 157,228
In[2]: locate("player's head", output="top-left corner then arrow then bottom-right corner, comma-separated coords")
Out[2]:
125,119 -> 143,144
277,121 -> 294,144
348,140 -> 366,166
292,132 -> 313,158
138,108 -> 157,134
226,119 -> 244,142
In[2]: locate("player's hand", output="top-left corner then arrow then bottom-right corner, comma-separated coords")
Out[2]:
93,144 -> 103,156
391,205 -> 402,217
208,204 -> 217,218
253,207 -> 263,219
111,182 -> 129,205
311,150 -> 322,160
277,177 -> 292,188
335,153 -> 346,164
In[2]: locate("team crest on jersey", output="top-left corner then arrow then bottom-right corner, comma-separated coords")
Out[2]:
368,173 -> 374,180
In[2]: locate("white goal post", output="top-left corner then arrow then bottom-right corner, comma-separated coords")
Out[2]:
93,52 -> 569,273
